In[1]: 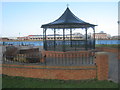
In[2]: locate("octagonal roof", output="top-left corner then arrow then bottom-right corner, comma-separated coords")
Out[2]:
41,7 -> 97,29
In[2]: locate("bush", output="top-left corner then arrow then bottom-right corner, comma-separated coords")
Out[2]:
3,46 -> 18,60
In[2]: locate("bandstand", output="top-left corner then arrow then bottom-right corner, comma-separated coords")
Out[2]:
41,7 -> 97,52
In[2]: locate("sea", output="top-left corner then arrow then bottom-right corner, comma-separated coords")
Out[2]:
0,40 -> 119,46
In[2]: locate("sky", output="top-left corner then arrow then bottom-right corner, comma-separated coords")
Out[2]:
0,0 -> 119,37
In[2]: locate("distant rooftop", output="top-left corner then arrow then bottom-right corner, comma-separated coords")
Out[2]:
28,35 -> 43,36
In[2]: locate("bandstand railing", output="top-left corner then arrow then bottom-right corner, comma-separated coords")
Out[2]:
45,39 -> 94,51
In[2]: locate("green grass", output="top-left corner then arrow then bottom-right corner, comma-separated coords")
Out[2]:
95,44 -> 119,48
2,75 -> 118,88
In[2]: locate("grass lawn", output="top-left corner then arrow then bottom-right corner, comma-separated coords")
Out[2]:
2,75 -> 118,88
95,44 -> 119,48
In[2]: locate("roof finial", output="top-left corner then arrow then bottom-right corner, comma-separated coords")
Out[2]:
67,4 -> 69,8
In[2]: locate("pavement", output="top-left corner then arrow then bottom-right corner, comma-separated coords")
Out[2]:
0,46 -> 5,64
106,52 -> 119,83
0,46 -> 3,89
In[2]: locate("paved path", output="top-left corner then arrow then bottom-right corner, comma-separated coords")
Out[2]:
106,52 -> 119,83
0,46 -> 4,64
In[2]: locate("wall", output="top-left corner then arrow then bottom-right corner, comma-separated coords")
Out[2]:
2,64 -> 96,80
1,51 -> 109,81
95,52 -> 108,80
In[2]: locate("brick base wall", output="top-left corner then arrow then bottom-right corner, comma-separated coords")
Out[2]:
2,64 -> 96,80
1,51 -> 109,81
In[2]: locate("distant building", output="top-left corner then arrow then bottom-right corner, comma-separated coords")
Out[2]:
47,34 -> 63,40
0,37 -> 19,41
92,31 -> 109,40
0,38 -> 9,41
17,36 -> 29,40
27,35 -> 43,40
26,33 -> 85,41
66,33 -> 84,40
9,37 -> 18,40
111,35 -> 120,39
1,32 -> 112,41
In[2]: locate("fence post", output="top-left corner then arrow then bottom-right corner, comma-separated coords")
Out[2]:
95,52 -> 108,80
41,51 -> 46,64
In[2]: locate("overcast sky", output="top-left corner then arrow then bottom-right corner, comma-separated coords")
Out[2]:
0,0 -> 119,37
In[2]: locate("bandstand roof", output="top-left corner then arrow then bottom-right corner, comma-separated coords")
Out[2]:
41,7 -> 97,29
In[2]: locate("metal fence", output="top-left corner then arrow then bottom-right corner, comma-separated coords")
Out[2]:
44,51 -> 95,66
2,51 -> 95,66
45,40 -> 95,51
